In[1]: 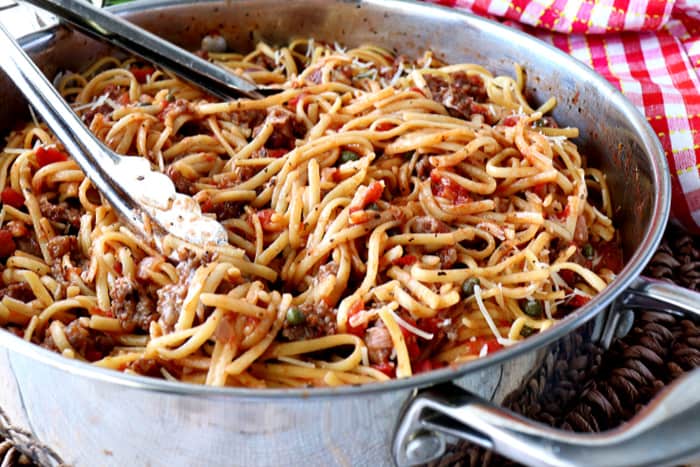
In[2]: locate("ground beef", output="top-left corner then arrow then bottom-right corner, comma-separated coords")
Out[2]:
127,358 -> 162,377
230,109 -> 266,130
156,260 -> 197,332
378,55 -> 409,81
64,319 -> 115,362
413,216 -> 450,234
282,300 -> 337,341
365,323 -> 393,364
538,116 -> 559,128
574,214 -> 589,244
41,333 -> 58,351
46,235 -> 77,261
166,165 -> 198,195
307,63 -> 354,85
416,327 -> 448,363
126,358 -> 182,379
15,236 -> 41,258
110,277 -> 157,332
156,281 -> 188,332
0,282 -> 34,302
424,72 -> 491,121
81,85 -> 122,123
210,200 -> 244,222
307,67 -> 324,85
253,107 -> 306,150
333,64 -> 354,84
438,246 -> 458,269
161,98 -> 195,122
220,165 -> 258,186
177,120 -> 210,138
251,53 -> 276,70
315,261 -> 338,285
39,195 -> 81,229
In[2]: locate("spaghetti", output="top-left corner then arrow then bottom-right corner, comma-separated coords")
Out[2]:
0,38 -> 622,387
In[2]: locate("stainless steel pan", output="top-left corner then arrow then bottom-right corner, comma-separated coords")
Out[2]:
0,1 -> 698,466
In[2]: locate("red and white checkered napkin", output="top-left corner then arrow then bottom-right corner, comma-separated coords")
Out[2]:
426,0 -> 700,232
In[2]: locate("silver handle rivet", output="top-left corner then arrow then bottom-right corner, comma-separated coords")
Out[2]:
405,431 -> 444,464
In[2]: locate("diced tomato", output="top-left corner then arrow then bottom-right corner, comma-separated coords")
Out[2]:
287,92 -> 308,110
363,181 -> 384,205
91,307 -> 114,318
596,241 -> 624,273
430,170 -> 471,204
346,301 -> 367,336
375,121 -> 395,131
323,167 -> 343,183
118,92 -> 131,106
85,349 -> 103,362
372,362 -> 396,378
130,66 -> 155,84
502,115 -> 520,127
567,294 -> 591,308
256,209 -> 274,227
392,255 -> 417,267
349,181 -> 384,214
256,208 -> 284,232
558,269 -> 576,285
462,336 -> 502,356
417,317 -> 442,336
533,183 -> 547,199
35,147 -> 68,167
557,203 -> 571,220
200,198 -> 214,213
1,188 -> 24,208
405,335 -> 421,360
5,221 -> 27,237
398,316 -> 421,360
0,230 -> 16,257
265,148 -> 288,158
414,359 -> 434,374
409,86 -> 425,97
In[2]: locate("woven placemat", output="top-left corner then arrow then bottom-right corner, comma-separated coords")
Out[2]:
1,226 -> 699,467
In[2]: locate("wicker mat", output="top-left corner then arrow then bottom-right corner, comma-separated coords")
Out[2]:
1,227 -> 699,467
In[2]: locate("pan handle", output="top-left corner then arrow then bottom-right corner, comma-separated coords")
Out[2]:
392,277 -> 700,466
392,370 -> 700,467
622,275 -> 700,317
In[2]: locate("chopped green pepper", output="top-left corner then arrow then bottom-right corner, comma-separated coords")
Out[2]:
520,325 -> 535,337
461,278 -> 480,298
340,150 -> 359,163
286,307 -> 305,325
365,202 -> 379,211
523,299 -> 543,318
582,243 -> 594,259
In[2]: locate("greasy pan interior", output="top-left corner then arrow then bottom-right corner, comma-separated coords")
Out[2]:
0,0 -> 669,398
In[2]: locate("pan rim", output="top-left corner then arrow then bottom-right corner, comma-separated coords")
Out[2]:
0,0 -> 671,400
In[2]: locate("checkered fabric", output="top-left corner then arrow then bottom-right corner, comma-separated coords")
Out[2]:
425,0 -> 700,232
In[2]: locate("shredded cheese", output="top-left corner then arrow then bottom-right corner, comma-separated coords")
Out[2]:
360,346 -> 369,367
389,61 -> 405,87
473,284 -> 516,346
388,308 -> 434,340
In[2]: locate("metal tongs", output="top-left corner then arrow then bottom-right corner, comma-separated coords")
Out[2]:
0,20 -> 231,255
21,0 -> 272,100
